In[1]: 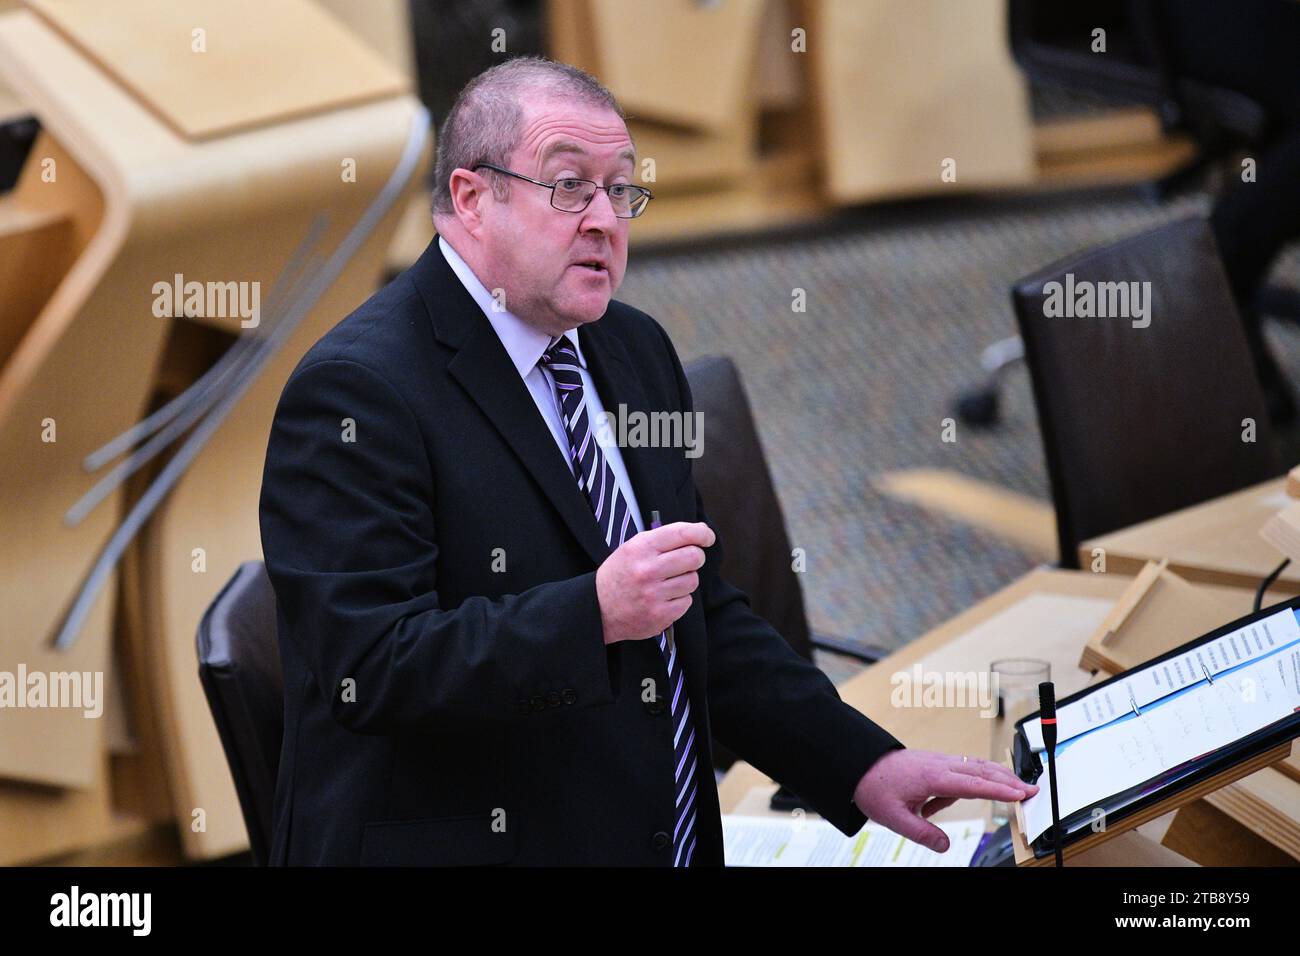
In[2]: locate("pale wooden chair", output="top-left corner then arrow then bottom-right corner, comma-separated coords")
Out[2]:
0,0 -> 427,862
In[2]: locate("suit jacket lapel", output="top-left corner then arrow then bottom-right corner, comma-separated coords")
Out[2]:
414,239 -> 703,699
414,238 -> 611,568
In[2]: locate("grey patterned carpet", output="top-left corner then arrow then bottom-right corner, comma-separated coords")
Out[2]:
618,186 -> 1300,683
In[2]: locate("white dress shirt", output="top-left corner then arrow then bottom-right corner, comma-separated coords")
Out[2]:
438,235 -> 646,534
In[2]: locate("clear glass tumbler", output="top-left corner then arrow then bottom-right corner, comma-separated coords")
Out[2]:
988,658 -> 1051,828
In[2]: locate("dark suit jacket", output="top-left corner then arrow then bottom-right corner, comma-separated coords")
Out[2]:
258,237 -> 904,865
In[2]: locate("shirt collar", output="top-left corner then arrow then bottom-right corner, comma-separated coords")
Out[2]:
438,235 -> 586,377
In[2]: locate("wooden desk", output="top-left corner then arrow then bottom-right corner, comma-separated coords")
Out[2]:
1081,477 -> 1300,594
719,568 -> 1283,865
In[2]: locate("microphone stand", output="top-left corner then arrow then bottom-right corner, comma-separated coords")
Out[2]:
1040,681 -> 1064,867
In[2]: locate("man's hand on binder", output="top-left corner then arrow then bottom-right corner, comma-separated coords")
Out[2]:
852,750 -> 1037,853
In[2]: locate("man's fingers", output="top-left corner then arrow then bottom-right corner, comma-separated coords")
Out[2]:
645,521 -> 714,552
654,544 -> 706,579
951,756 -> 1036,793
658,570 -> 700,600
932,769 -> 1028,802
662,594 -> 692,624
880,807 -> 950,853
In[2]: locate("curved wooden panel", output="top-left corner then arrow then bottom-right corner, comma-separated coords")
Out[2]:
0,4 -> 427,861
26,0 -> 409,141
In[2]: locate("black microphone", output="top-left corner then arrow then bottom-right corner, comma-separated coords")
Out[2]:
1039,681 -> 1064,867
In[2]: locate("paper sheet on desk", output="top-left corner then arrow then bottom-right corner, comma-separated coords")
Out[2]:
722,815 -> 985,867
1023,606 -> 1300,752
1020,633 -> 1300,842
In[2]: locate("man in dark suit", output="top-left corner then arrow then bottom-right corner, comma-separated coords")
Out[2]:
259,56 -> 1035,866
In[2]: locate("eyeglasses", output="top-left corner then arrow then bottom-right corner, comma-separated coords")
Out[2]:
472,163 -> 653,219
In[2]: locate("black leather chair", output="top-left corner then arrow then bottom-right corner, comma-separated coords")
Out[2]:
954,0 -> 1278,428
684,356 -> 885,772
1013,216 -> 1282,569
197,560 -> 282,866
684,355 -> 814,663
684,356 -> 884,664
1008,0 -> 1268,151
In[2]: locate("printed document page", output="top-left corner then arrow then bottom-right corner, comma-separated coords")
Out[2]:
722,815 -> 984,867
1024,606 -> 1300,752
1019,615 -> 1300,842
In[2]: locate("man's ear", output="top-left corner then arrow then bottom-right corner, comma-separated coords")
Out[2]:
447,167 -> 488,235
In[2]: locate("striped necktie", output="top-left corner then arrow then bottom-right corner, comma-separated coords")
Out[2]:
540,336 -> 701,867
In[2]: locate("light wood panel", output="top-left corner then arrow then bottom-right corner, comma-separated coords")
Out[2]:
1204,768 -> 1300,860
0,199 -> 73,362
1079,560 -> 1241,674
807,0 -> 1035,203
0,129 -> 102,365
547,0 -> 760,198
1082,477 -> 1300,593
313,0 -> 414,83
627,147 -> 824,246
626,115 -> 757,196
0,11 -> 132,789
0,3 -> 426,860
1162,799 -> 1296,867
0,750 -> 153,865
25,0 -> 409,141
586,0 -> 765,132
874,468 -> 1057,559
0,1 -> 20,114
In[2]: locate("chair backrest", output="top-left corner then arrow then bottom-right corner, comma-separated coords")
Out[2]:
1007,0 -> 1266,142
1013,216 -> 1281,568
1010,0 -> 1154,100
196,561 -> 282,865
683,355 -> 812,662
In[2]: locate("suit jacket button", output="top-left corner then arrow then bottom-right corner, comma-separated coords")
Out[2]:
651,831 -> 670,851
561,688 -> 577,705
546,690 -> 562,709
530,695 -> 546,712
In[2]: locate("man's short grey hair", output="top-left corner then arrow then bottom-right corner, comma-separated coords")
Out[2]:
431,57 -> 626,217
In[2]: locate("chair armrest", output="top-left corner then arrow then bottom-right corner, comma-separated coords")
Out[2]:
809,631 -> 888,665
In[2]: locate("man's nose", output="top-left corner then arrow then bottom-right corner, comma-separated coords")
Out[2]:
580,187 -> 619,231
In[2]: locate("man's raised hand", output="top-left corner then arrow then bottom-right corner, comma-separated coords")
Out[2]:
595,521 -> 715,644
